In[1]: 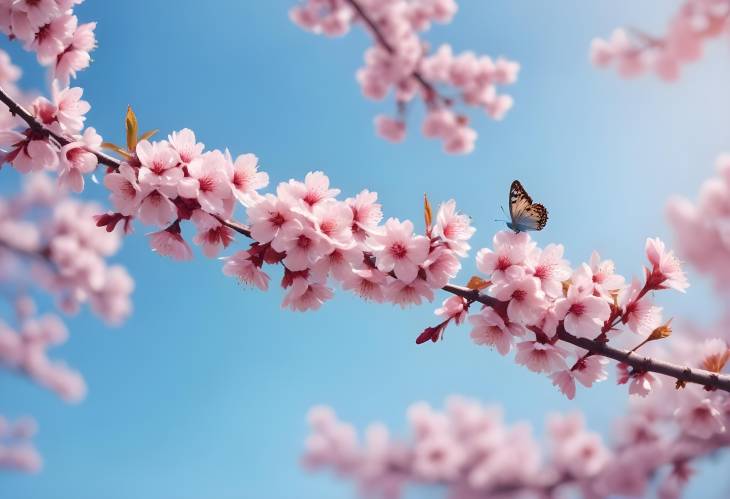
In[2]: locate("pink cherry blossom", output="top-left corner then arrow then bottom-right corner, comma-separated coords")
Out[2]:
191,210 -> 234,258
282,277 -> 333,312
104,164 -> 143,216
222,250 -> 269,291
469,307 -> 521,355
51,85 -> 89,134
531,244 -> 571,298
54,22 -> 96,83
346,189 -> 383,241
341,267 -> 387,302
433,199 -> 475,257
587,251 -> 626,297
374,115 -> 406,142
383,278 -> 434,308
435,296 -> 467,324
138,189 -> 177,227
492,274 -> 546,324
421,246 -> 460,288
27,13 -> 74,65
553,283 -> 610,338
551,370 -> 577,399
368,218 -> 429,283
168,128 -> 204,165
514,340 -> 567,373
277,171 -> 340,209
476,230 -> 534,282
136,140 -> 182,195
620,280 -> 662,335
247,194 -> 299,245
616,363 -> 661,397
58,127 -> 101,192
673,388 -> 726,439
412,434 -> 465,481
177,150 -> 232,215
572,356 -> 609,387
271,218 -> 333,271
148,226 -> 192,261
645,237 -> 689,292
228,152 -> 268,206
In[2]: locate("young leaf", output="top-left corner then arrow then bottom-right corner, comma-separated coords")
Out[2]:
466,276 -> 490,291
125,105 -> 139,151
423,193 -> 433,230
101,142 -> 132,159
139,129 -> 159,142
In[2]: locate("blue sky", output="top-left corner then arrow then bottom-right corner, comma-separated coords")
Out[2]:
2,1 -> 730,498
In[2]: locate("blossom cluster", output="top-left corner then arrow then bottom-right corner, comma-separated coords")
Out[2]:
578,323 -> 730,498
0,45 -> 100,195
227,176 -> 474,311
0,174 -> 132,472
0,299 -> 85,402
0,0 -> 96,83
667,154 -> 730,291
425,230 -> 688,399
97,129 -> 265,261
590,0 -> 730,81
303,398 -> 620,498
303,388 -> 730,499
290,0 -> 519,154
0,415 -> 40,473
0,174 -> 133,324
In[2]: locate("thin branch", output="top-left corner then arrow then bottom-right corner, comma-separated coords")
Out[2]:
2,84 -> 728,394
0,86 -> 120,169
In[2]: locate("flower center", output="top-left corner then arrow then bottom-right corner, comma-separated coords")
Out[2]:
569,302 -> 585,316
199,176 -> 215,192
269,213 -> 286,227
297,235 -> 312,249
390,242 -> 407,259
320,219 -> 336,236
303,191 -> 320,206
511,289 -> 526,301
496,255 -> 511,271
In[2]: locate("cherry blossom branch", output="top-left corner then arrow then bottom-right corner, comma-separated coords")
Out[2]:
0,85 -> 119,169
170,207 -> 730,392
590,1 -> 730,81
290,0 -> 519,153
1,76 -> 723,393
343,0 -> 444,104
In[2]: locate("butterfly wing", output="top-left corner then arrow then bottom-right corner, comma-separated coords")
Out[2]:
508,180 -> 548,232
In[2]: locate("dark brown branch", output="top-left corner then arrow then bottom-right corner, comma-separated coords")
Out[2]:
2,84 -> 728,394
0,85 -> 121,169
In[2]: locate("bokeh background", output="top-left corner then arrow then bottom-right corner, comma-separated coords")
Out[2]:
2,1 -> 730,497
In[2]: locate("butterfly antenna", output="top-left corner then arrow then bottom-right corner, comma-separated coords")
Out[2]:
495,205 -> 508,223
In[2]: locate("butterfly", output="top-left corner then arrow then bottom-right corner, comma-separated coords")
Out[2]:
505,180 -> 548,233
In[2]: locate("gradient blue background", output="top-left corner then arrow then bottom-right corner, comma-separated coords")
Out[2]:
2,1 -> 730,497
